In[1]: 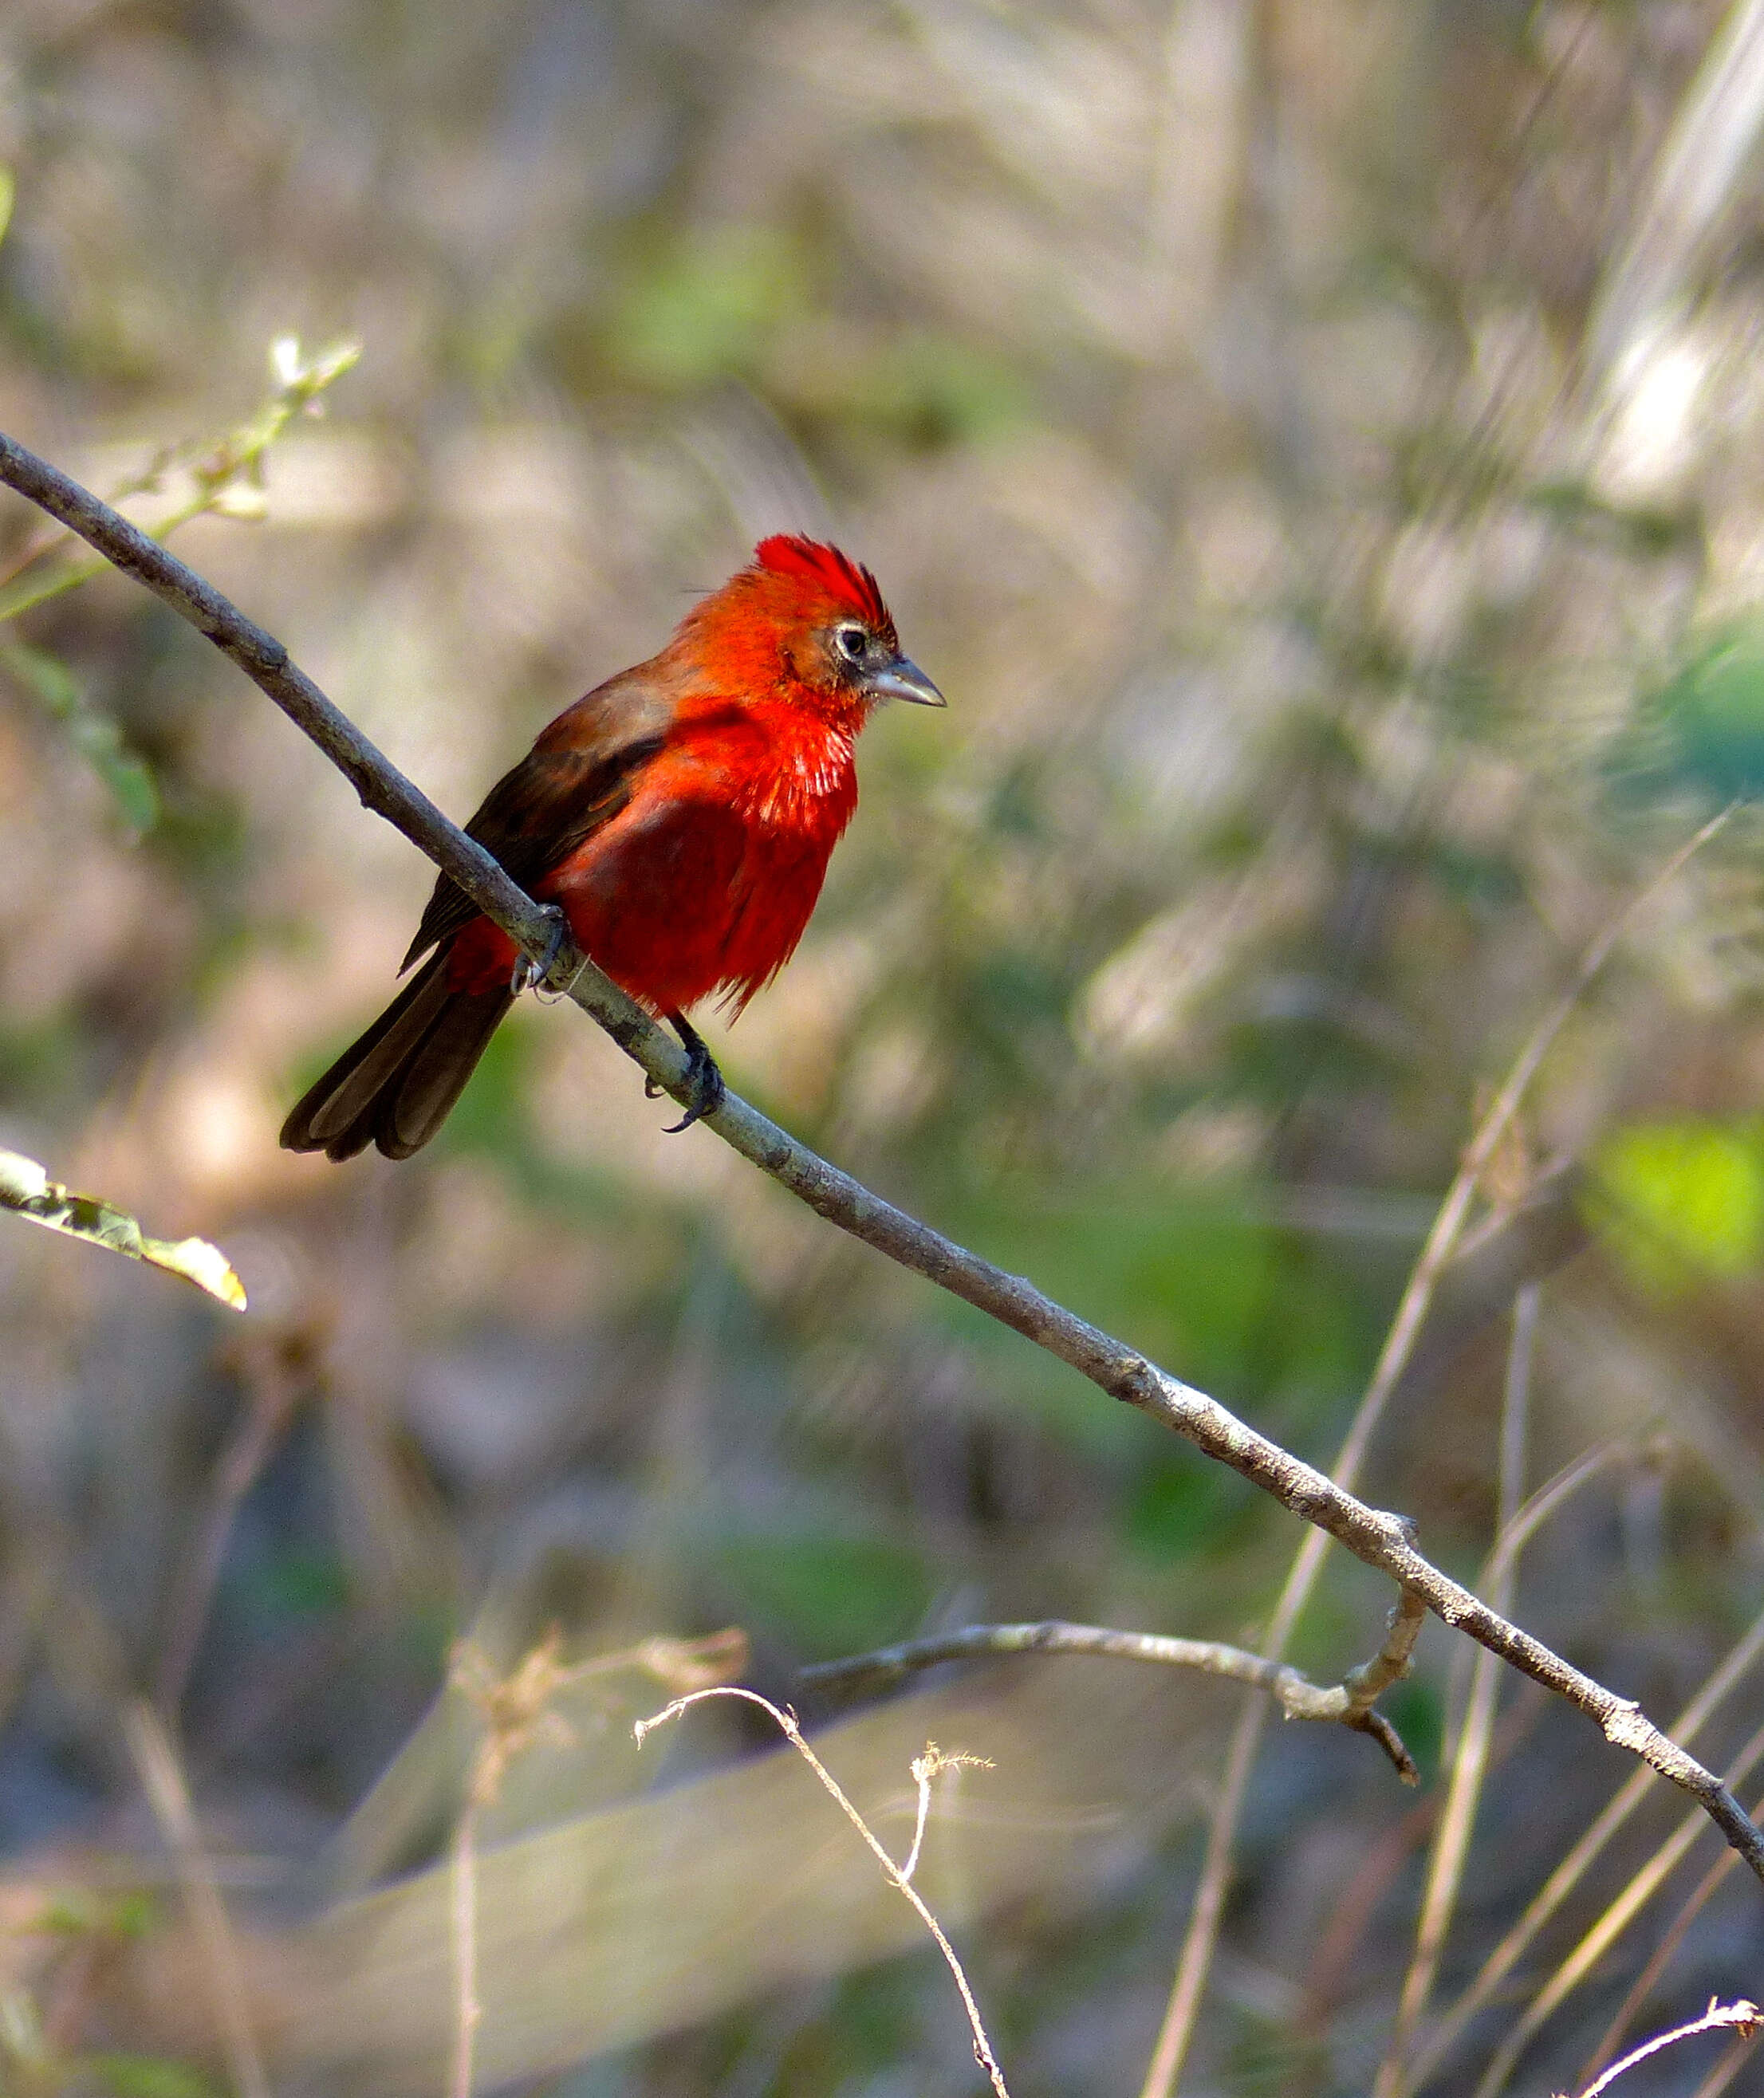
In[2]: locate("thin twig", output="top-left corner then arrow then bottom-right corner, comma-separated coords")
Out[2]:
123,1700 -> 270,2098
0,337 -> 357,625
805,1601 -> 1424,1784
1,435 -> 1759,1886
1137,802 -> 1737,2098
635,1686 -> 1010,2098
1562,1998 -> 1761,2098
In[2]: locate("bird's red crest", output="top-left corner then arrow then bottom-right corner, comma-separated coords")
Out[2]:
753,534 -> 889,628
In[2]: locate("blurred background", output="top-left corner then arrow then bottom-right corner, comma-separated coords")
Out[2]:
7,1 -> 1764,2092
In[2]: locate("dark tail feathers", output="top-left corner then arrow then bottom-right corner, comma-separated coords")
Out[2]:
280,951 -> 514,1162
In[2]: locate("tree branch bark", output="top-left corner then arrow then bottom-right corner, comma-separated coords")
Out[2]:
802,1594 -> 1427,1782
4,427 -> 1762,1887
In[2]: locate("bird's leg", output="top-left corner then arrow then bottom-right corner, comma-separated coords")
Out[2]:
510,904 -> 570,996
646,1010 -> 726,1132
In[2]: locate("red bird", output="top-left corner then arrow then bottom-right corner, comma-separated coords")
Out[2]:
280,535 -> 943,1161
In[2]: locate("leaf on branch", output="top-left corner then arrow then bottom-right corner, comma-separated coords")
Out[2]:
1,641 -> 159,833
0,1150 -> 246,1310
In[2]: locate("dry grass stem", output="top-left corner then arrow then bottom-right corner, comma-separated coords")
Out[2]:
1138,807 -> 1733,2098
1683,2026 -> 1764,2098
635,1685 -> 1010,2098
1410,1602 -> 1764,2090
123,1699 -> 269,2098
1470,1715 -> 1764,2098
1374,1284 -> 1540,2096
444,1628 -> 748,2098
1576,1791 -> 1764,2094
156,1337 -> 303,1717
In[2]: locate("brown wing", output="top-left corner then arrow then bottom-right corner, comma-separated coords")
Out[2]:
400,668 -> 675,971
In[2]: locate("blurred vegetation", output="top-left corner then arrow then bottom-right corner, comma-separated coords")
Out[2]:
5,2 -> 1764,2094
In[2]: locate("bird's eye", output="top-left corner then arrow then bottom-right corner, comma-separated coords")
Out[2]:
837,625 -> 868,662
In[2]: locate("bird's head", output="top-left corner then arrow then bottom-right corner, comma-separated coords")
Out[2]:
683,534 -> 945,720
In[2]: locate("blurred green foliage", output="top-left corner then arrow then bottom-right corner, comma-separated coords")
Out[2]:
1634,622 -> 1764,801
610,225 -> 810,392
81,2058 -> 219,2098
1591,1115 -> 1764,1295
1,640 -> 158,833
939,1183 -> 1371,1445
713,1530 -> 931,1660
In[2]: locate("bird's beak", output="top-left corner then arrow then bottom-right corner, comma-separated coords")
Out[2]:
865,654 -> 946,707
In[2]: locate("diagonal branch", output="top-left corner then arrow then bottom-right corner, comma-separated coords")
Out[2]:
3,428 -> 1762,1887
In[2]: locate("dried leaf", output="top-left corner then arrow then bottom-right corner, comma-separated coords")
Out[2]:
0,1150 -> 246,1310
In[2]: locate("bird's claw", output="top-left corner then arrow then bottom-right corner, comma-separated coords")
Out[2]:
510,906 -> 569,997
657,1014 -> 726,1133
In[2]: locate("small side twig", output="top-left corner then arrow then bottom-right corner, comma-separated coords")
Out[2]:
901,1742 -> 994,1884
0,337 -> 358,624
1561,1998 -> 1761,2098
636,1686 -> 1010,2098
804,1596 -> 1425,1785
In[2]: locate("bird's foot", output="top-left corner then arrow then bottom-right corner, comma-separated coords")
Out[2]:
648,1012 -> 726,1132
510,906 -> 570,997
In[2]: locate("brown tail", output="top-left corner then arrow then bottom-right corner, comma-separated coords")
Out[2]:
280,951 -> 514,1162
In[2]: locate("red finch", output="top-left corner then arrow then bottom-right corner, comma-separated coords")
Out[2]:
280,535 -> 943,1161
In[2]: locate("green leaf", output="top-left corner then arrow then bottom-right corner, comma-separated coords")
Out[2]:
3,639 -> 80,713
0,1150 -> 246,1309
1,641 -> 159,833
1589,1116 -> 1764,1296
0,165 -> 14,250
42,1889 -> 161,1939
